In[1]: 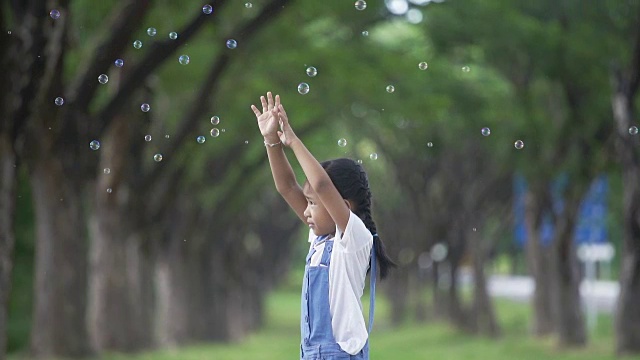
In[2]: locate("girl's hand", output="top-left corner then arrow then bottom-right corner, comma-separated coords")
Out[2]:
276,103 -> 298,147
251,92 -> 281,143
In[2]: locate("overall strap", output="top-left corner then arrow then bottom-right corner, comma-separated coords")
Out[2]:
368,236 -> 377,333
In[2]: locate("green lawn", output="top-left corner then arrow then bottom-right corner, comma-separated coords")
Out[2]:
10,284 -> 639,360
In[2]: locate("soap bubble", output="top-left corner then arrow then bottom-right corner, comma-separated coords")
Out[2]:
106,188 -> 113,194
144,135 -> 152,142
114,59 -> 124,67
462,66 -> 471,72
298,82 -> 310,95
141,103 -> 150,112
89,140 -> 100,150
210,128 -> 220,137
514,140 -> 524,149
362,30 -> 369,36
306,66 -> 317,77
54,97 -> 64,106
245,2 -> 253,8
386,85 -> 395,93
338,138 -> 347,147
369,152 -> 378,160
355,0 -> 367,10
202,4 -> 213,14
98,74 -> 109,84
169,32 -> 178,40
481,127 -> 491,136
211,116 -> 220,125
419,62 -> 428,70
357,159 -> 363,164
147,27 -> 157,36
226,39 -> 237,49
50,10 -> 60,19
179,55 -> 190,65
427,142 -> 433,147
221,128 -> 226,133
629,126 -> 638,135
103,168 -> 111,174
165,134 -> 170,139
153,154 -> 163,162
133,40 -> 142,49
197,136 -> 206,144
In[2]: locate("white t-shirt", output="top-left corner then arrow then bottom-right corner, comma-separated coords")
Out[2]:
307,211 -> 373,355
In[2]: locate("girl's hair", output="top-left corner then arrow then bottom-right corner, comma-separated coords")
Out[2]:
321,158 -> 396,279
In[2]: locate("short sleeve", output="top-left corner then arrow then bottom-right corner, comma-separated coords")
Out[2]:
334,211 -> 372,252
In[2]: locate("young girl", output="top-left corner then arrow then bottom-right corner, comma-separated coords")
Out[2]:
251,92 -> 395,359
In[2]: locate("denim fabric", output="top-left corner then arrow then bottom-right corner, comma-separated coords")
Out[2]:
300,236 -> 369,360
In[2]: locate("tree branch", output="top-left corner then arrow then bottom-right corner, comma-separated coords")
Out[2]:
628,4 -> 640,96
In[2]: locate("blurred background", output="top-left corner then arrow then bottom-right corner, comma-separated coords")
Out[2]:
2,0 -> 640,359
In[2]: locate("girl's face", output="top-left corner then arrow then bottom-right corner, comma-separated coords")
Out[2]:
302,181 -> 336,236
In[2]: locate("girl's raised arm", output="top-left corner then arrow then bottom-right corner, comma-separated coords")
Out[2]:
252,92 -> 307,223
278,104 -> 350,233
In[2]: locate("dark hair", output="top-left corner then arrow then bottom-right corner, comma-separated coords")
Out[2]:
321,158 -> 396,279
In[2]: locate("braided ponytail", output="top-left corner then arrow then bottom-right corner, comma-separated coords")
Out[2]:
321,158 -> 396,280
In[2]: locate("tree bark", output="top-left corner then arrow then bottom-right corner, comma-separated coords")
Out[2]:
28,158 -> 92,358
470,230 -> 501,337
612,71 -> 640,355
0,134 -> 17,360
524,190 -> 555,336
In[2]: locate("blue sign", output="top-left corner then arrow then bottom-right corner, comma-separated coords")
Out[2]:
513,174 -> 608,248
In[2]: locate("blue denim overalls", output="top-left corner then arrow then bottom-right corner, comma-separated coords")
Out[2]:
300,235 -> 377,360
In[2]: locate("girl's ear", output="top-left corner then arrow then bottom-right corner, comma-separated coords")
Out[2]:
344,199 -> 356,211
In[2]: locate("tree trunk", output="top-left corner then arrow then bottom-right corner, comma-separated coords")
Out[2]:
524,190 -> 555,336
0,134 -> 17,360
28,158 -> 92,358
612,74 -> 640,355
550,199 -> 586,347
470,230 -> 501,337
154,243 -> 190,347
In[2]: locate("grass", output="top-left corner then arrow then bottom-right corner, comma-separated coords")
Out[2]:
10,277 -> 639,360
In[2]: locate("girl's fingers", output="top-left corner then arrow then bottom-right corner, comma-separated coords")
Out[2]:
267,92 -> 274,110
275,94 -> 280,109
260,96 -> 268,113
278,105 -> 289,123
250,105 -> 261,117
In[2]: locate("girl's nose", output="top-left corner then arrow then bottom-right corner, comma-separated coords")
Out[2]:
303,206 -> 310,217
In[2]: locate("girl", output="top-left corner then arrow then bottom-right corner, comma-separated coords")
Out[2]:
251,92 -> 395,359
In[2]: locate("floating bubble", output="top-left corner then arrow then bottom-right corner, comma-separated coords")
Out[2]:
357,159 -> 363,164
338,138 -> 347,147
462,66 -> 471,73
427,142 -> 433,147
114,59 -> 124,67
430,243 -> 448,262
98,74 -> 109,84
153,154 -> 163,162
147,27 -> 157,36
169,32 -> 178,40
141,103 -> 150,112
106,188 -> 113,193
355,0 -> 367,10
211,116 -> 220,125
369,152 -> 378,160
419,62 -> 428,70
306,66 -> 317,77
386,85 -> 395,93
481,127 -> 491,136
221,128 -> 226,133
362,30 -> 369,36
179,55 -> 190,65
103,168 -> 111,174
226,39 -> 237,49
210,128 -> 220,137
472,227 -> 477,232
50,9 -> 60,19
244,140 -> 249,144
133,40 -> 142,49
165,134 -> 170,139
298,82 -> 310,95
202,4 -> 213,14
245,2 -> 253,8
144,135 -> 152,142
514,140 -> 524,149
89,140 -> 100,150
54,97 -> 64,106
629,126 -> 638,135
197,135 -> 206,144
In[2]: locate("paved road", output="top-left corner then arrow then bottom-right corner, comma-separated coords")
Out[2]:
460,273 -> 619,313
